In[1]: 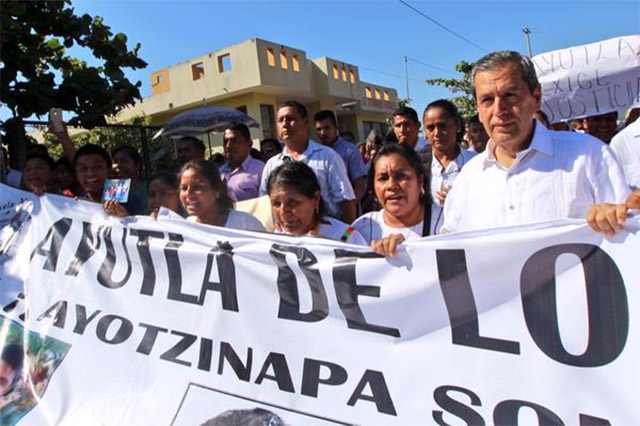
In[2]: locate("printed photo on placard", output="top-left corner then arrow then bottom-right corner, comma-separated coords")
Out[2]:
102,178 -> 131,203
171,383 -> 352,426
0,315 -> 72,426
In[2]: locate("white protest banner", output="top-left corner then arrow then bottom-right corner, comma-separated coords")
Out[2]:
1,185 -> 639,425
533,35 -> 640,123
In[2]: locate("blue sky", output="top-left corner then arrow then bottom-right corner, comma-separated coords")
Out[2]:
6,0 -> 640,124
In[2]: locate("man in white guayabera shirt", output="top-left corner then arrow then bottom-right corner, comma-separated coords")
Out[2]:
441,50 -> 631,234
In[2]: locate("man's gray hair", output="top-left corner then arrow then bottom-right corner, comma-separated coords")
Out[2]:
472,51 -> 539,97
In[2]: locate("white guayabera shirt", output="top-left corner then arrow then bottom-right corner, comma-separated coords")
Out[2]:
442,121 -> 631,233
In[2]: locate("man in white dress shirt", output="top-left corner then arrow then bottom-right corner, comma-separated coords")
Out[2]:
259,100 -> 356,223
610,117 -> 640,190
442,51 -> 630,234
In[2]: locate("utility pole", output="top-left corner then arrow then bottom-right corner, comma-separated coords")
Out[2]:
404,55 -> 410,102
523,28 -> 533,57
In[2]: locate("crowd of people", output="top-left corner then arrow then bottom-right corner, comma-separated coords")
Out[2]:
3,50 -> 639,256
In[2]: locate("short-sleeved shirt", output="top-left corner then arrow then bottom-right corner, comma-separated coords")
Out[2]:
430,146 -> 476,233
220,155 -> 265,201
330,137 -> 368,185
442,121 -> 631,233
186,209 -> 265,232
352,210 -> 425,245
259,140 -> 355,218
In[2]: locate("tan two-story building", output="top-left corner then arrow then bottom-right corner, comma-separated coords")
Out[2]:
120,38 -> 398,147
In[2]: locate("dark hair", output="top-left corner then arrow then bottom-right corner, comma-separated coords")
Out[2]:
148,171 -> 178,191
277,100 -> 307,119
177,136 -> 206,152
313,109 -> 337,127
468,114 -> 481,125
392,106 -> 419,124
179,159 -> 234,212
367,143 -> 430,205
112,145 -> 143,172
339,130 -> 356,142
266,161 -> 327,221
260,138 -> 282,151
472,50 -> 539,97
74,143 -> 111,170
224,122 -> 251,141
423,99 -> 464,141
25,152 -> 56,171
1,344 -> 23,373
55,157 -> 73,170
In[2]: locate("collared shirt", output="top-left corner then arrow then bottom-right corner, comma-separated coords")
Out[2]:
220,155 -> 265,202
259,139 -> 355,218
430,145 -> 477,234
330,137 -> 367,184
414,137 -> 429,151
442,121 -> 631,233
610,118 -> 640,190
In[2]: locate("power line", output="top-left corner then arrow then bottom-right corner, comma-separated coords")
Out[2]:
406,57 -> 459,76
358,64 -> 428,84
397,0 -> 488,53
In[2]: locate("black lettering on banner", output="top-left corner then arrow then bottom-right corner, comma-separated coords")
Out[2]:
164,233 -> 197,303
493,400 -> 564,426
254,352 -> 295,392
432,385 -> 485,426
200,242 -> 239,310
217,341 -> 252,381
198,338 -> 214,372
436,249 -> 520,354
30,217 -> 72,272
333,250 -> 400,337
579,414 -> 612,426
269,244 -> 328,322
72,304 -> 101,335
65,222 -> 101,276
159,330 -> 197,367
137,323 -> 169,355
129,229 -> 165,296
97,226 -> 133,289
346,369 -> 396,416
96,315 -> 133,344
520,244 -> 628,367
2,292 -> 24,314
301,358 -> 348,398
36,300 -> 68,328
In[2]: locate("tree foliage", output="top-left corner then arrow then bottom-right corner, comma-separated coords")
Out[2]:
1,0 -> 147,127
426,61 -> 477,120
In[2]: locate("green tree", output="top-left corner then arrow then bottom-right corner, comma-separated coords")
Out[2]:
426,61 -> 477,120
1,0 -> 147,167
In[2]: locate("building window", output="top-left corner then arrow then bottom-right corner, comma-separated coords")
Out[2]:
280,50 -> 288,69
333,64 -> 339,80
292,54 -> 300,72
260,104 -> 276,139
341,66 -> 347,82
365,87 -> 372,99
375,88 -> 381,100
191,62 -> 205,80
236,106 -> 247,114
349,68 -> 355,84
267,48 -> 275,67
383,90 -> 390,101
217,54 -> 231,73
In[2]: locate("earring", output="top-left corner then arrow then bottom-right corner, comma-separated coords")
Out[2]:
420,187 -> 425,197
